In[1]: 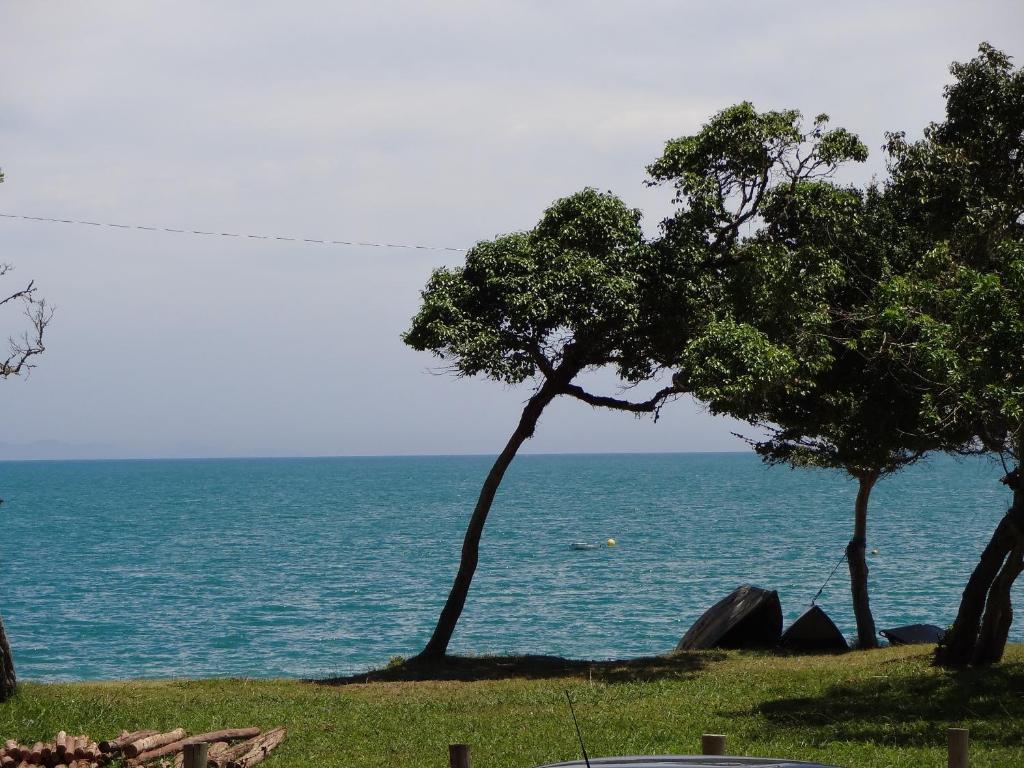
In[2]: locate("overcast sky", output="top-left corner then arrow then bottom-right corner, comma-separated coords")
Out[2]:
0,2 -> 1021,460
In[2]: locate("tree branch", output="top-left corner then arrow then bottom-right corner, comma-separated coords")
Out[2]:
0,297 -> 52,378
562,383 -> 682,420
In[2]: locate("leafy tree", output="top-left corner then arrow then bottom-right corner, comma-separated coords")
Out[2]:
647,106 -> 926,647
0,166 -> 53,702
403,189 -> 682,661
878,43 -> 1024,666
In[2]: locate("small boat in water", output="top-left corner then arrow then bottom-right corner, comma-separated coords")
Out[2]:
677,584 -> 783,651
570,542 -> 599,550
779,605 -> 848,652
880,623 -> 946,645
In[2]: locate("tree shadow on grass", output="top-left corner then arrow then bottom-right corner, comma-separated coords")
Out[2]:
753,656 -> 1024,748
318,651 -> 726,685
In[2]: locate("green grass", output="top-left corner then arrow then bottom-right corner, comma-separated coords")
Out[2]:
2,645 -> 1023,768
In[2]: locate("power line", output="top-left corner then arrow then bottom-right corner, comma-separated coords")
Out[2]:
0,212 -> 468,252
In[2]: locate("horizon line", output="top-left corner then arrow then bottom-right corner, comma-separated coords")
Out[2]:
0,448 -> 753,464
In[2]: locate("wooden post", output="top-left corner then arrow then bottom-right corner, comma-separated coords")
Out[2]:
701,734 -> 726,756
448,744 -> 470,768
183,743 -> 208,768
948,728 -> 969,768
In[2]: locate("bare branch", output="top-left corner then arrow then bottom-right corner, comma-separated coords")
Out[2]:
0,296 -> 53,378
562,383 -> 682,421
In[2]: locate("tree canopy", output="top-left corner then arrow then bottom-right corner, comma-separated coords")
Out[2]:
404,44 -> 1024,665
873,44 -> 1024,665
404,188 -> 684,660
645,103 -> 926,646
406,188 -> 667,390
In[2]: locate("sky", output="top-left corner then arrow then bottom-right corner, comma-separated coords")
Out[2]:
0,1 -> 1022,460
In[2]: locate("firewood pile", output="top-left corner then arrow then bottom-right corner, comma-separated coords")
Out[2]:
1,728 -> 286,768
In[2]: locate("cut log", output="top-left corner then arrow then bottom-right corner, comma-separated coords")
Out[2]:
134,729 -> 260,765
4,743 -> 21,761
780,605 -> 849,652
124,732 -> 186,759
136,747 -> 180,765
212,740 -> 256,768
31,744 -> 45,763
2,755 -> 15,768
205,744 -> 228,765
99,732 -> 132,754
880,623 -> 946,645
74,737 -> 89,760
187,731 -> 260,747
677,584 -> 783,650
226,729 -> 285,768
55,734 -> 69,759
100,731 -> 157,755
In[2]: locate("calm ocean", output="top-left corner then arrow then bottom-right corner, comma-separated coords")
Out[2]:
0,452 -> 1018,681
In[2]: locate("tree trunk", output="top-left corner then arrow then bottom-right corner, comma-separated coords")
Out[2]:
0,613 -> 15,702
972,547 -> 1024,666
847,471 -> 879,649
414,375 -> 568,661
936,467 -> 1024,667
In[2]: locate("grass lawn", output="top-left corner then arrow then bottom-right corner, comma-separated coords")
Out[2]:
2,645 -> 1022,768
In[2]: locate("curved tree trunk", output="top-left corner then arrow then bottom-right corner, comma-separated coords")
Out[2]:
0,612 -> 16,702
972,547 -> 1024,666
937,468 -> 1024,667
847,471 -> 879,649
414,375 -> 568,662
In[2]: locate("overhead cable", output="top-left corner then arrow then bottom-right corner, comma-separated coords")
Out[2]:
0,212 -> 468,252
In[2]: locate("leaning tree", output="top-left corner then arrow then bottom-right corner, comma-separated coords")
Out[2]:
645,104 -> 936,647
404,188 -> 684,661
0,166 -> 53,701
876,44 -> 1024,666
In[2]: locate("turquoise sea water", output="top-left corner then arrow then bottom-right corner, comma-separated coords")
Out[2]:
0,452 -> 1019,681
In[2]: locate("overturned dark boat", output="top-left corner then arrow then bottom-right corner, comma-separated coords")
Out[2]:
880,623 -> 946,645
677,584 -> 782,651
779,605 -> 849,652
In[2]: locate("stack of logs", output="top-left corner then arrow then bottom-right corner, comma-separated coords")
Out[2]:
1,728 -> 285,768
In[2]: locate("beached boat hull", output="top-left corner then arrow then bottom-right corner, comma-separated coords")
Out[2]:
779,605 -> 848,652
676,585 -> 783,651
880,623 -> 946,645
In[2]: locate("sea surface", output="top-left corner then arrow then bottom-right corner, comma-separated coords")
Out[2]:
0,452 -> 1019,681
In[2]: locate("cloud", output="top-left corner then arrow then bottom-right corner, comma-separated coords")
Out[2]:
0,1 -> 1020,458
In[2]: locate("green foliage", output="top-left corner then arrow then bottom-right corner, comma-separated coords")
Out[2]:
403,189 -> 657,384
648,104 -> 868,254
878,44 -> 1024,457
650,45 -> 1024,478
648,101 -> 927,476
886,43 -> 1024,265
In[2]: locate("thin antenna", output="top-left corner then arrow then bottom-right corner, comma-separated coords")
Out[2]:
565,690 -> 592,768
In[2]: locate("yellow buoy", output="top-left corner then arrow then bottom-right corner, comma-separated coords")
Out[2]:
607,538 -> 617,546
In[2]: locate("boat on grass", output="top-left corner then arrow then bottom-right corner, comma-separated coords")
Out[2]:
676,585 -> 783,651
880,623 -> 946,645
779,605 -> 848,652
